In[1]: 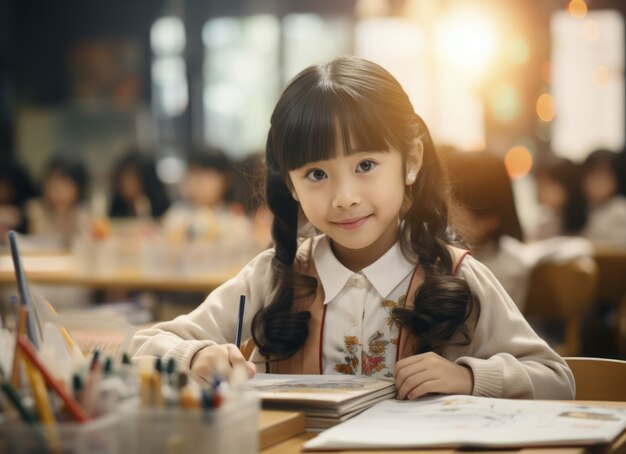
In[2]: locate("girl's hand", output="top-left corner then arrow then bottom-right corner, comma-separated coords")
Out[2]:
394,351 -> 474,400
190,344 -> 256,381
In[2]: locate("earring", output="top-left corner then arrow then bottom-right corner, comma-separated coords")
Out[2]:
406,172 -> 416,184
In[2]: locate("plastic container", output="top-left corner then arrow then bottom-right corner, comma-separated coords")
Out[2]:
0,410 -> 122,454
122,390 -> 260,454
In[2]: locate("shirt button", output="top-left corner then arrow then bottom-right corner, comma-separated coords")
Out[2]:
349,274 -> 367,289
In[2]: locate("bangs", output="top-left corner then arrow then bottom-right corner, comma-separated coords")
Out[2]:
275,88 -> 393,172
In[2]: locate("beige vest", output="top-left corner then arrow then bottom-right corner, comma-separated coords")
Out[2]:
256,243 -> 469,374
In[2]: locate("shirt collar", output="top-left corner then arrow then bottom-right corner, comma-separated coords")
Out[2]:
312,235 -> 415,304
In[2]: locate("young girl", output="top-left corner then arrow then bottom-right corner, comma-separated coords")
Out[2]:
581,149 -> 626,245
26,155 -> 90,243
531,157 -> 586,240
109,151 -> 170,219
131,57 -> 574,400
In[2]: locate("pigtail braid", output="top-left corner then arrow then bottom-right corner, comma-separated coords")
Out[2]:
393,122 -> 479,354
251,138 -> 315,360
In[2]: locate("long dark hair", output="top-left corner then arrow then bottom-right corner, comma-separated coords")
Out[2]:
252,56 -> 478,359
109,151 -> 170,218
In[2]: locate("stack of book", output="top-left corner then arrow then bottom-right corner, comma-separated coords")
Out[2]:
249,374 -> 396,430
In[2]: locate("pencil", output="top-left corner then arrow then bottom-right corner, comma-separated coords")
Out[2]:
24,359 -> 56,426
82,350 -> 103,417
10,306 -> 28,388
23,358 -> 60,450
0,380 -> 49,451
1,380 -> 38,425
17,336 -> 90,423
235,294 -> 246,349
8,231 -> 40,349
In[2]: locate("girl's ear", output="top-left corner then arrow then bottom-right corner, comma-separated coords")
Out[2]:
405,140 -> 424,185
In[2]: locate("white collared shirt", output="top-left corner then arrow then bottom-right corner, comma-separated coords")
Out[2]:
314,236 -> 415,377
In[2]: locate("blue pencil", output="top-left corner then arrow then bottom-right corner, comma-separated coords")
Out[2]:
235,294 -> 246,348
8,231 -> 40,349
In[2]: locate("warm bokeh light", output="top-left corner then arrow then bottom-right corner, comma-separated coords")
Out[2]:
582,19 -> 600,41
568,0 -> 587,19
504,146 -> 533,180
536,93 -> 555,122
434,8 -> 497,78
592,65 -> 610,87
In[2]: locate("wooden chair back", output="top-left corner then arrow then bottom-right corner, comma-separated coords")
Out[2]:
524,257 -> 598,356
565,357 -> 626,401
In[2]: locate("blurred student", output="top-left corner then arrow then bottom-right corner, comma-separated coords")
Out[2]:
0,158 -> 36,238
163,148 -> 234,234
109,151 -> 170,219
23,156 -> 91,309
26,155 -> 90,243
581,149 -> 626,245
446,150 -> 529,308
531,157 -> 586,240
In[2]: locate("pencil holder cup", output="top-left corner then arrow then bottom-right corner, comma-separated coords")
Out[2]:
121,390 -> 260,454
0,410 -> 122,454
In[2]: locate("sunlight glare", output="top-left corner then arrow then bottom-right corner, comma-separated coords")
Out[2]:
435,9 -> 497,78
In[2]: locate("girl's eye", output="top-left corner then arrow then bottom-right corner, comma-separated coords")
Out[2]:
305,169 -> 327,181
356,160 -> 376,173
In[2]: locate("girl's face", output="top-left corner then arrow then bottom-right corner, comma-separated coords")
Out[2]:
536,175 -> 566,211
289,148 -> 416,270
182,167 -> 228,208
118,167 -> 143,201
583,164 -> 617,205
44,172 -> 79,210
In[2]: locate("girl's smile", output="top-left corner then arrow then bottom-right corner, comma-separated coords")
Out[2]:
289,148 -> 419,271
331,214 -> 372,230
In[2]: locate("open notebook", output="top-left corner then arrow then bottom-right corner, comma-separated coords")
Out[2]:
249,373 -> 396,430
304,395 -> 626,450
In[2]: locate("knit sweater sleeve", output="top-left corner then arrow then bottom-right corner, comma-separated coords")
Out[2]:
128,248 -> 275,372
449,255 -> 575,399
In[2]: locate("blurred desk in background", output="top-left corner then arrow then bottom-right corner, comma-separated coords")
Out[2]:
0,253 -> 235,293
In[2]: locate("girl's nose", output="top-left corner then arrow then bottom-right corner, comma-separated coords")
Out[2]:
332,182 -> 361,208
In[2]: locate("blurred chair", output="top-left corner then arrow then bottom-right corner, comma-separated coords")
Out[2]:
564,357 -> 626,401
593,246 -> 626,357
524,257 -> 598,356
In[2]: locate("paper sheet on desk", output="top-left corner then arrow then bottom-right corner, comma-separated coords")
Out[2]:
304,395 -> 626,450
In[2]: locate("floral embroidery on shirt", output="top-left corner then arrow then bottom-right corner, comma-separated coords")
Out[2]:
381,296 -> 402,348
382,297 -> 403,329
362,331 -> 392,377
334,335 -> 359,374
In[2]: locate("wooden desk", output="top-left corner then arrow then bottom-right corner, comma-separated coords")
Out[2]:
260,401 -> 626,454
0,254 -> 235,293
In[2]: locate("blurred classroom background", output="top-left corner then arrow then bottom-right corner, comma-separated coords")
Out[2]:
0,0 -> 625,358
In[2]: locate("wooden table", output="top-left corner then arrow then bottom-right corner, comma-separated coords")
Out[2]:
0,254 -> 235,293
259,401 -> 626,454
